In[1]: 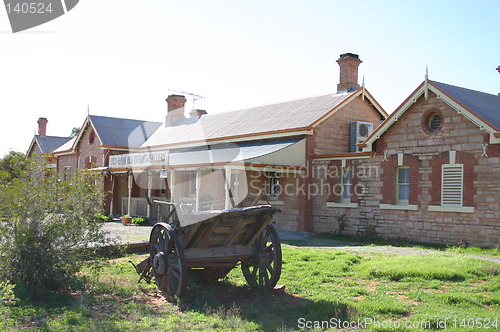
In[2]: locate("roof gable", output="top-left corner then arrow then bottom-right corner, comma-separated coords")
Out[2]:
143,88 -> 386,149
28,135 -> 72,155
363,80 -> 500,150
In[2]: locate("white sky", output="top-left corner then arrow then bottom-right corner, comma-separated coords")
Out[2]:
1,0 -> 499,157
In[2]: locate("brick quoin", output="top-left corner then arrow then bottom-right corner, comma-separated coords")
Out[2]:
380,155 -> 396,204
349,159 -> 360,203
429,153 -> 446,205
457,152 -> 477,208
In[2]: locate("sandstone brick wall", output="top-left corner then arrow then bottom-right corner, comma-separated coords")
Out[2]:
265,94 -> 386,232
312,96 -> 384,155
57,154 -> 79,177
303,95 -> 385,232
312,92 -> 500,247
240,169 -> 304,232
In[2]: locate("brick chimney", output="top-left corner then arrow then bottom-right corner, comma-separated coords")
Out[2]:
189,109 -> 208,117
37,117 -> 48,136
165,94 -> 187,126
336,53 -> 362,93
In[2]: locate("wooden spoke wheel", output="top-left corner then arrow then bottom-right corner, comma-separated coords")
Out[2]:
242,224 -> 282,290
150,222 -> 187,298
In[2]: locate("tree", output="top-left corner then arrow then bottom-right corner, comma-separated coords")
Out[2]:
0,159 -> 115,292
70,127 -> 80,138
0,151 -> 27,184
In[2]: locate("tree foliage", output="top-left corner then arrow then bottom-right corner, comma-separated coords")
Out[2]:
0,159 -> 115,292
0,151 -> 27,185
70,127 -> 80,138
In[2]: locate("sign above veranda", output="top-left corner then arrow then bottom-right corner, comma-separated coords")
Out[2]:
109,151 -> 169,169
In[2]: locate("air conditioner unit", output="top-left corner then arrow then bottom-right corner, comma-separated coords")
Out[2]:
349,121 -> 373,152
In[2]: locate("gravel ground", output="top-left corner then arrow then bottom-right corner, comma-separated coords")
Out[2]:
103,221 -> 152,244
102,222 -> 500,264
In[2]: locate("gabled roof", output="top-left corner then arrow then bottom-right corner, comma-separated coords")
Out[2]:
143,88 -> 387,149
53,115 -> 162,154
27,135 -> 72,155
88,115 -> 162,148
362,80 -> 500,150
431,81 -> 500,130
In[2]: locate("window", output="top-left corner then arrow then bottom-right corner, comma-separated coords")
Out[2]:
421,109 -> 443,135
186,171 -> 197,198
441,164 -> 463,206
63,166 -> 71,181
341,168 -> 352,202
89,130 -> 95,144
266,172 -> 281,198
428,113 -> 441,131
396,167 -> 409,205
84,156 -> 97,169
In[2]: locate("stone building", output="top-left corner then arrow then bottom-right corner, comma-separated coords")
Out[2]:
312,77 -> 500,247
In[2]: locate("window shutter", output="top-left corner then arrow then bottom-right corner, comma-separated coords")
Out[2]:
441,164 -> 463,206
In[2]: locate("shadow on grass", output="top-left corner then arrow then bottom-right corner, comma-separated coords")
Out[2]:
178,275 -> 357,331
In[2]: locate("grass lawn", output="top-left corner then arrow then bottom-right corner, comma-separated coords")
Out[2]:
2,240 -> 499,331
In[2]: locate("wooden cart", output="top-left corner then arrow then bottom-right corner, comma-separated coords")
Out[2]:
134,200 -> 282,299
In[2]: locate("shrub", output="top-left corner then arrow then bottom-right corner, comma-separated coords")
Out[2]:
0,281 -> 17,306
94,214 -> 112,222
0,159 -> 116,292
131,216 -> 149,226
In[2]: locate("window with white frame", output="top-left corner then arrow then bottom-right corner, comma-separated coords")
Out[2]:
396,167 -> 410,205
341,168 -> 352,202
441,164 -> 463,206
266,172 -> 281,198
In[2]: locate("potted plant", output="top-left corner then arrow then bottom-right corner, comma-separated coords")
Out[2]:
120,214 -> 132,225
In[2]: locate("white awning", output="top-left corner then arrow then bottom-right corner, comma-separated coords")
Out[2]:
169,137 -> 305,167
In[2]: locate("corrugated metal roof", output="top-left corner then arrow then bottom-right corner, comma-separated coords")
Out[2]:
431,81 -> 500,130
89,115 -> 162,147
169,137 -> 302,166
143,91 -> 355,148
36,135 -> 72,154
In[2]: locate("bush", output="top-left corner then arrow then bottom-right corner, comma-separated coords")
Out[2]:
131,216 -> 149,226
0,159 -> 116,292
94,214 -> 112,222
0,281 -> 17,306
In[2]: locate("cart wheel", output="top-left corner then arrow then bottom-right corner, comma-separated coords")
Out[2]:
150,222 -> 187,298
242,224 -> 282,290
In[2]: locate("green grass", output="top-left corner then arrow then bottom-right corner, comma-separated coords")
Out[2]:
290,232 -> 500,257
1,246 -> 499,331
